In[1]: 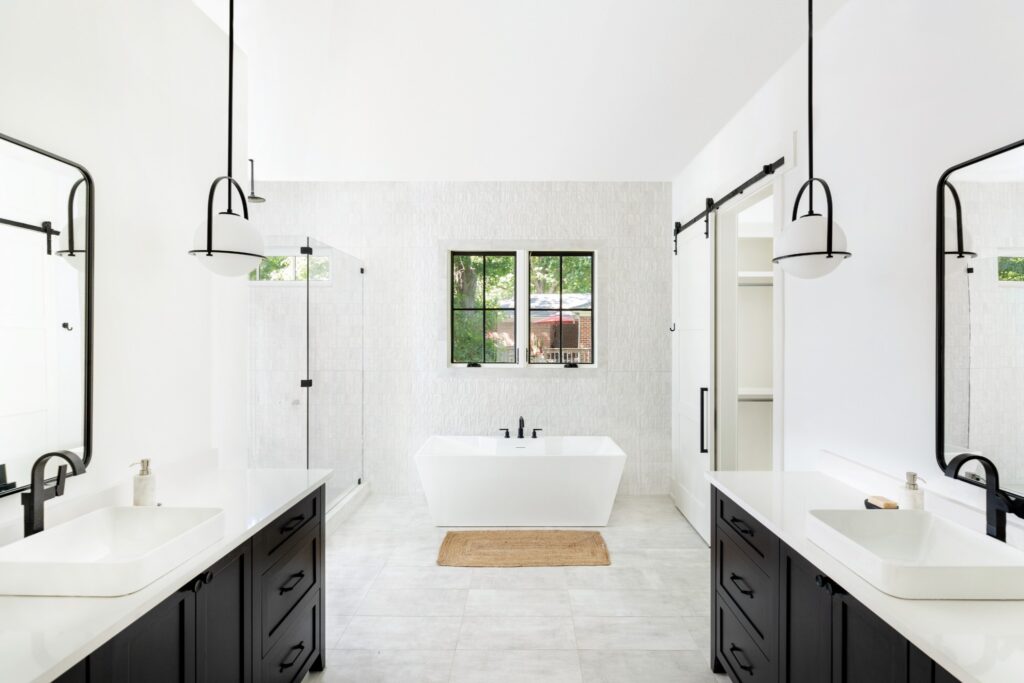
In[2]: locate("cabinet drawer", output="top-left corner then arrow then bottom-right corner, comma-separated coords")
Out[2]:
262,592 -> 320,683
262,526 -> 320,654
718,599 -> 776,683
717,491 -> 777,569
716,532 -> 775,655
257,489 -> 320,564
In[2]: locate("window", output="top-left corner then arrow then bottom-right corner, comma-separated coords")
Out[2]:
450,252 -> 516,364
529,252 -> 594,364
998,256 -> 1024,282
249,254 -> 331,282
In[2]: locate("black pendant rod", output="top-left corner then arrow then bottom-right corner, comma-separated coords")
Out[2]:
226,0 -> 235,215
807,0 -> 814,214
673,157 -> 785,242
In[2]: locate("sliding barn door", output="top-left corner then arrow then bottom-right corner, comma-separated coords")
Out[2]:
671,212 -> 716,543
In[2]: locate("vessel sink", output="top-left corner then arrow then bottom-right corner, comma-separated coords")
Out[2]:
0,506 -> 225,597
806,509 -> 1024,599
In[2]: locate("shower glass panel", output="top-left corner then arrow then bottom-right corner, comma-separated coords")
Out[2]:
248,235 -> 364,510
309,239 -> 364,507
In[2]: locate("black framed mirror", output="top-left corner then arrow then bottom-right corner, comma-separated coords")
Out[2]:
0,131 -> 94,498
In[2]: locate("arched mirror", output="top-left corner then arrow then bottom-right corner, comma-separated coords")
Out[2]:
0,132 -> 94,498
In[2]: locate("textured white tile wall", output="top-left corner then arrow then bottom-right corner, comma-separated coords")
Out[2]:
944,182 -> 1024,489
249,183 -> 672,494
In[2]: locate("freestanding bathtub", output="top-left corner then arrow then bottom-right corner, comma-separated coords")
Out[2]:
414,436 -> 627,526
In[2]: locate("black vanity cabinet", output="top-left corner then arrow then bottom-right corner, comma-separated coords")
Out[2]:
55,486 -> 325,683
711,487 -> 961,683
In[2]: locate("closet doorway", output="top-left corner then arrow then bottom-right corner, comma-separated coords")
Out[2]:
671,180 -> 784,543
715,187 -> 782,473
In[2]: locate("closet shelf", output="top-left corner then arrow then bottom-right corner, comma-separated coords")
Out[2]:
738,387 -> 773,402
738,271 -> 773,286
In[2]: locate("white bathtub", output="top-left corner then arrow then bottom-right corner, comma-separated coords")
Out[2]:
414,436 -> 627,526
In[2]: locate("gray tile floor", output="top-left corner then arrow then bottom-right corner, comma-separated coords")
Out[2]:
305,495 -> 726,682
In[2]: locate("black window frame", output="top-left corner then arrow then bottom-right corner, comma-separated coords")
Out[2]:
528,251 -> 595,366
450,251 -> 518,365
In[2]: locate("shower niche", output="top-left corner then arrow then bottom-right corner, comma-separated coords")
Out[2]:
248,236 -> 364,509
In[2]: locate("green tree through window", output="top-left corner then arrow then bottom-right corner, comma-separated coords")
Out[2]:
999,256 -> 1024,282
451,252 -> 516,363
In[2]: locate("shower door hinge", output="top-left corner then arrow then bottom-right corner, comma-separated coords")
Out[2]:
300,379 -> 313,388
300,246 -> 313,255
360,267 -> 365,274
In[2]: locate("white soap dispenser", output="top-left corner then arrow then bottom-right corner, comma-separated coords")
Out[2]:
131,459 -> 156,506
898,471 -> 924,511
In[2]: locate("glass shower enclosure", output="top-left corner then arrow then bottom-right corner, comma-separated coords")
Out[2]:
248,236 -> 364,509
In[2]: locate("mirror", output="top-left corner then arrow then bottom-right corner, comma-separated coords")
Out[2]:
0,133 -> 93,498
938,138 -> 1024,497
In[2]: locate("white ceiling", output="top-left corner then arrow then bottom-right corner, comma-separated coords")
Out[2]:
195,0 -> 848,181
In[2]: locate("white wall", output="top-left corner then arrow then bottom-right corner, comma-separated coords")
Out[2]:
672,0 -> 1024,482
250,182 -> 671,495
0,0 -> 251,519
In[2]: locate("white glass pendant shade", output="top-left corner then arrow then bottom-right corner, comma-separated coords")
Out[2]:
775,213 -> 849,279
191,211 -> 265,277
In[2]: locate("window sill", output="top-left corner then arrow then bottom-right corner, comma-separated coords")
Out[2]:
440,363 -> 604,379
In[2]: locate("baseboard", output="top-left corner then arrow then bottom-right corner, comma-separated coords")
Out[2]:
672,478 -> 710,544
325,482 -> 369,534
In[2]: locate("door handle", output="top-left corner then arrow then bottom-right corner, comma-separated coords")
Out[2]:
729,572 -> 755,598
728,644 -> 754,675
279,570 -> 306,595
279,642 -> 306,672
280,514 -> 306,533
699,387 -> 709,453
729,516 -> 754,536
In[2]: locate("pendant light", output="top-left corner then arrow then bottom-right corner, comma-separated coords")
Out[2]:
56,177 -> 88,270
188,0 -> 265,277
247,158 -> 266,203
942,180 -> 977,259
773,0 -> 852,278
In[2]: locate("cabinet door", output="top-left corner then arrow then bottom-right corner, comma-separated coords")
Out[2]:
196,541 -> 253,683
779,544 -> 832,682
109,584 -> 197,683
832,591 -> 907,683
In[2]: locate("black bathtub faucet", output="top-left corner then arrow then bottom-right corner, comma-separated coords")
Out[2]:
517,416 -> 525,439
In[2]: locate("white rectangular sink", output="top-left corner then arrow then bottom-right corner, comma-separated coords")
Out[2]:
0,506 -> 225,597
807,509 -> 1024,599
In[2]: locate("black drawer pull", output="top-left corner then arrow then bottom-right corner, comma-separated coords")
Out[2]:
279,570 -> 306,595
279,641 -> 306,672
729,644 -> 754,675
729,572 -> 755,598
728,516 -> 754,536
280,515 -> 306,533
815,573 -> 841,596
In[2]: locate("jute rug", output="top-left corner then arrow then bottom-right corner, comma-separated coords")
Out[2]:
437,530 -> 610,567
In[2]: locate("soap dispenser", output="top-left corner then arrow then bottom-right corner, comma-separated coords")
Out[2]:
898,471 -> 924,511
131,459 -> 156,506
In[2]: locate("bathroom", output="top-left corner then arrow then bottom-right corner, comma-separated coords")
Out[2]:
1,0 -> 1024,682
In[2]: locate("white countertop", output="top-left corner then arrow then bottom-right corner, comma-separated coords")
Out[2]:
708,471 -> 1024,683
0,467 -> 331,683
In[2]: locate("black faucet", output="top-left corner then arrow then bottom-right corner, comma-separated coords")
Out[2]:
21,450 -> 86,537
944,453 -> 1024,542
517,416 -> 525,439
